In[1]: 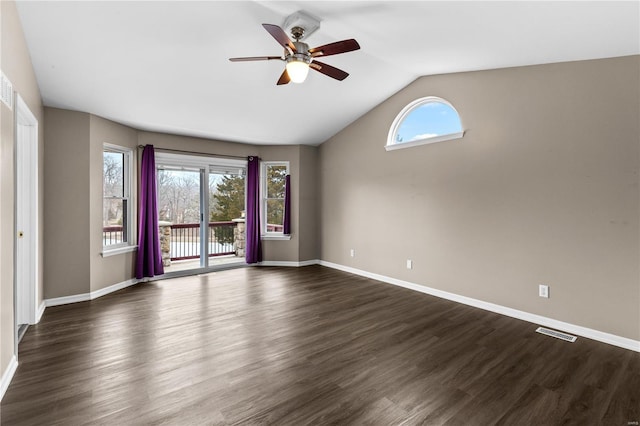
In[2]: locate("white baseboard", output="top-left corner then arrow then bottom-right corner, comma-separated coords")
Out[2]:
0,355 -> 18,401
318,260 -> 640,353
258,259 -> 320,267
45,292 -> 91,307
45,278 -> 140,308
90,278 -> 139,300
36,300 -> 46,323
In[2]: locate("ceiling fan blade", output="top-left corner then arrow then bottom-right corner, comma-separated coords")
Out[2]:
277,69 -> 290,85
229,56 -> 282,62
309,39 -> 360,57
310,60 -> 349,81
262,24 -> 296,52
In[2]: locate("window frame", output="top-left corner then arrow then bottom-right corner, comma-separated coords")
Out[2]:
102,143 -> 135,255
260,161 -> 291,240
386,96 -> 464,151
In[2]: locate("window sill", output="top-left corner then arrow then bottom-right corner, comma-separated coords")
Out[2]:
261,234 -> 291,241
101,245 -> 138,257
385,131 -> 464,151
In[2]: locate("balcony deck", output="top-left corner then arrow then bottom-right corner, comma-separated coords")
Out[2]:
163,254 -> 245,273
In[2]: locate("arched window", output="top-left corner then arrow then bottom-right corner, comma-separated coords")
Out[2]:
386,96 -> 464,151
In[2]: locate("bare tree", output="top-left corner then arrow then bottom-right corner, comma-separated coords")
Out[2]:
103,153 -> 124,225
157,170 -> 200,224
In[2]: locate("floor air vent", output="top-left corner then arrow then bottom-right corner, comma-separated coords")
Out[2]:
535,327 -> 577,342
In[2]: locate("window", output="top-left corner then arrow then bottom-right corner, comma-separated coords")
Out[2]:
386,96 -> 464,151
103,144 -> 133,252
261,161 -> 289,237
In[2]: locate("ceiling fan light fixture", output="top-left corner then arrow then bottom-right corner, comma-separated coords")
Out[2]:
286,57 -> 310,83
230,22 -> 360,85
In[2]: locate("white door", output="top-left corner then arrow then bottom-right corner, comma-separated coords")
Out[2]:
15,95 -> 38,326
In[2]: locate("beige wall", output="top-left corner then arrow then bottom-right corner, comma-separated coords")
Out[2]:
319,56 -> 640,341
299,145 -> 319,261
43,109 -> 91,298
1,0 -> 45,381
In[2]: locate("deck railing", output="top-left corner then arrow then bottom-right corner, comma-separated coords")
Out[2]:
102,221 -> 238,262
103,225 -> 124,246
266,224 -> 284,233
169,222 -> 237,261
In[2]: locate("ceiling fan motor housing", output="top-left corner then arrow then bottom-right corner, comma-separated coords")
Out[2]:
290,41 -> 311,64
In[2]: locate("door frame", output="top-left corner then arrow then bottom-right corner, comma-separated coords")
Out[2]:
155,152 -> 246,277
14,94 -> 39,342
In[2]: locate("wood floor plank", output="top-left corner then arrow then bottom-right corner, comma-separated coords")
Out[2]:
1,265 -> 638,425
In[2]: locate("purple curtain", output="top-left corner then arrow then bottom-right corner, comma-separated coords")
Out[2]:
246,156 -> 262,264
283,174 -> 291,235
135,145 -> 164,279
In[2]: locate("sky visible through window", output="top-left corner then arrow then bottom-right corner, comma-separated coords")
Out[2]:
156,169 -> 228,186
396,101 -> 462,143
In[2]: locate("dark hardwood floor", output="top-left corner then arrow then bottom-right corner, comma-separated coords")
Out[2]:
2,265 -> 638,425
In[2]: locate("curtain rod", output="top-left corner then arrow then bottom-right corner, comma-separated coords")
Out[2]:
137,145 -> 248,161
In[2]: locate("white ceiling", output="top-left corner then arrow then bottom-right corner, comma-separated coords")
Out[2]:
15,1 -> 640,146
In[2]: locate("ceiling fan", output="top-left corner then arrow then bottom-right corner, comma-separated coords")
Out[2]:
229,23 -> 360,85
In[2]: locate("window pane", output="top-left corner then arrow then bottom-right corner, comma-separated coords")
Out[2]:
104,151 -> 124,197
395,101 -> 462,143
156,169 -> 201,224
266,199 -> 284,232
209,173 -> 245,222
266,165 -> 287,198
210,172 -> 245,247
103,198 -> 127,246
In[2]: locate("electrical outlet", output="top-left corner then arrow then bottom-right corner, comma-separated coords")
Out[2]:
350,249 -> 355,258
406,259 -> 412,269
539,284 -> 549,298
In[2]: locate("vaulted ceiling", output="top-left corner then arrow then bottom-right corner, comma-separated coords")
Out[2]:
16,1 -> 640,146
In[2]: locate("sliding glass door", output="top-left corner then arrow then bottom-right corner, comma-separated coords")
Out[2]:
156,166 -> 203,272
155,153 -> 246,274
